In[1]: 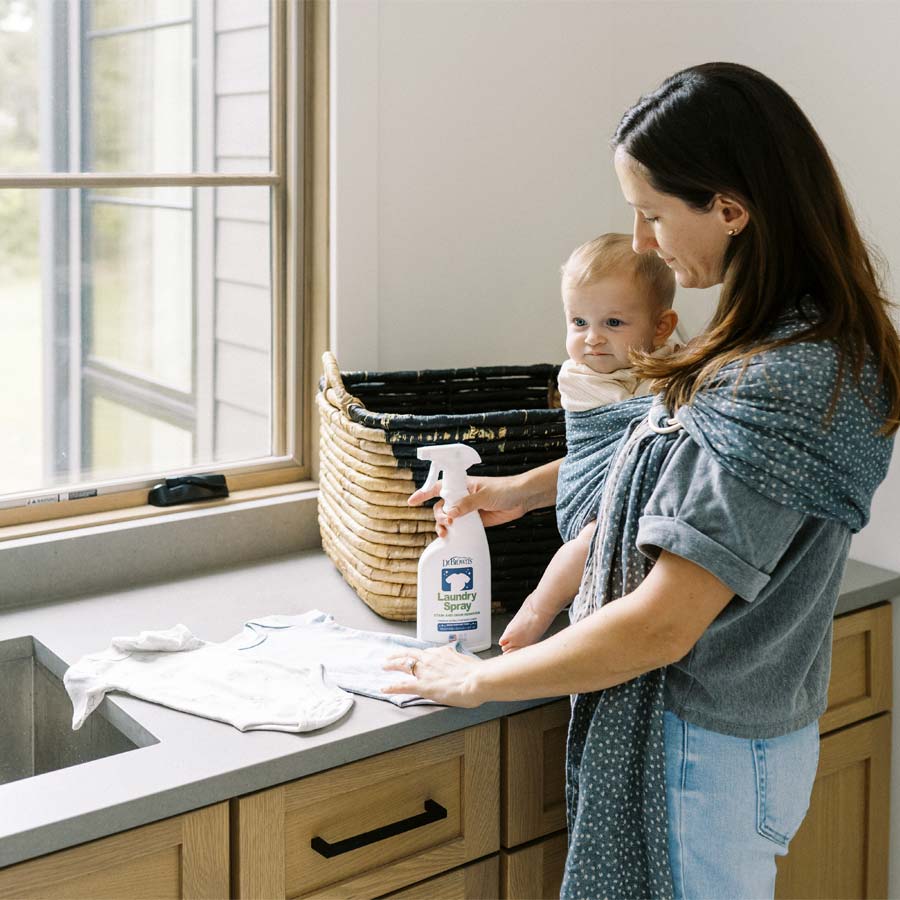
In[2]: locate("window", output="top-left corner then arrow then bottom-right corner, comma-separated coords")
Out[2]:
0,0 -> 324,529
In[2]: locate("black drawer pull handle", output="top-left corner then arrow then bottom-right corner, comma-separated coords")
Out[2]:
310,799 -> 448,858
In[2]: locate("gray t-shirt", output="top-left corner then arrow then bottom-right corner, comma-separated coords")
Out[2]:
635,430 -> 850,739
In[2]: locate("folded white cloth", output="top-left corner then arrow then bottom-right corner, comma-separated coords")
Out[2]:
64,610 -> 460,734
558,341 -> 680,412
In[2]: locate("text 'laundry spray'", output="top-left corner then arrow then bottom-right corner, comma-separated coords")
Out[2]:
415,443 -> 491,652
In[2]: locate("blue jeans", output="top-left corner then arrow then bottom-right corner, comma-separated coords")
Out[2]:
663,710 -> 819,900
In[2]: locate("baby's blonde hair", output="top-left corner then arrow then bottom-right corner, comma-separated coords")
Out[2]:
561,232 -> 675,312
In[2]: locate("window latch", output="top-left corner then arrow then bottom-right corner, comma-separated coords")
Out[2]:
148,474 -> 229,507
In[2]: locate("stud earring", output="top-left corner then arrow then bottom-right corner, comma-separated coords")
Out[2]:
727,228 -> 738,236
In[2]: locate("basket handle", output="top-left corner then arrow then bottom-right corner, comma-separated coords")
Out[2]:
322,351 -> 359,416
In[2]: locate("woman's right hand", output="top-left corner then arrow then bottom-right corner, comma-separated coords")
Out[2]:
408,474 -> 530,538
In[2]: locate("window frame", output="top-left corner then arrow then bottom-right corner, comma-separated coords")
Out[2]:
0,0 -> 328,537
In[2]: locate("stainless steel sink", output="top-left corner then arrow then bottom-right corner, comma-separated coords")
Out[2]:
0,636 -> 157,786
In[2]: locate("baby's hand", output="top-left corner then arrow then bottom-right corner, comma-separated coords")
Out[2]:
498,597 -> 553,653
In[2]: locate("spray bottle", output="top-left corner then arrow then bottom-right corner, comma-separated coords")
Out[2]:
416,443 -> 492,652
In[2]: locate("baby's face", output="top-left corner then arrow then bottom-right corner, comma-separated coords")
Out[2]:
563,273 -> 662,374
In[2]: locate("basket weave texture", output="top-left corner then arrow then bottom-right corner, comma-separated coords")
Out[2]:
316,351 -> 567,621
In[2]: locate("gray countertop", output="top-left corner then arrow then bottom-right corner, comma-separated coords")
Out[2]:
1,550 -> 897,869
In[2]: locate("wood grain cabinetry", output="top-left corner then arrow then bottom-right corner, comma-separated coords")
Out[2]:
0,803 -> 229,900
501,700 -> 568,848
380,855 -> 499,899
776,714 -> 891,899
820,603 -> 892,734
500,701 -> 570,899
776,602 -> 893,899
232,720 -> 500,899
500,832 -> 567,900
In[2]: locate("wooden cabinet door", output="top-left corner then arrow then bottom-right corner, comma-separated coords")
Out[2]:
821,603 -> 892,734
775,714 -> 891,900
500,831 -> 567,900
501,700 -> 568,848
0,803 -> 229,900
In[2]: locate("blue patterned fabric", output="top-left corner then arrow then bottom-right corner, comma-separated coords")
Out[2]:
557,317 -> 894,899
556,396 -> 651,542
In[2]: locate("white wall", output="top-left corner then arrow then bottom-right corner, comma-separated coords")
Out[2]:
332,1 -> 900,890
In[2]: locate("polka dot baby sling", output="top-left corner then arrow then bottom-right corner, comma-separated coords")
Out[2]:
558,313 -> 894,900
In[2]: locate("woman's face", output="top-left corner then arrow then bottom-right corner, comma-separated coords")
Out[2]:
613,147 -> 745,290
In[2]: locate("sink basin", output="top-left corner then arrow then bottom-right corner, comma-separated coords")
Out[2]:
0,636 -> 157,786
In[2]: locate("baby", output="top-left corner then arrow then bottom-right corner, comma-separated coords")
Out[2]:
499,233 -> 679,652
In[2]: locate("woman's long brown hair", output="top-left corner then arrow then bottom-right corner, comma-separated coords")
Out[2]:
615,62 -> 900,436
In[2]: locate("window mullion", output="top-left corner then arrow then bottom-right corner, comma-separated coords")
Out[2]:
0,173 -> 277,188
39,0 -> 72,485
67,0 -> 85,480
194,0 -> 216,461
270,0 -> 288,459
82,365 -> 195,431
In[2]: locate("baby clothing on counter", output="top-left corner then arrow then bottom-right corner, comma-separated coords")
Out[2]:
110,624 -> 204,653
233,610 -> 455,707
64,632 -> 354,734
64,610 -> 455,734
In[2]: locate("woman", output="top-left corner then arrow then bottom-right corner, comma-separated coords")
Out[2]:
384,62 -> 900,900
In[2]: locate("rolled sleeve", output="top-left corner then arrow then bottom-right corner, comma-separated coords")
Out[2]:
636,434 -> 806,602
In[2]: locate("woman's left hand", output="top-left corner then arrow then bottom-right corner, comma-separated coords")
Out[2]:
383,645 -> 486,707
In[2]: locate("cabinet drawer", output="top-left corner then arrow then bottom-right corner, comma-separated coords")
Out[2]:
0,803 -> 228,900
501,700 -> 568,848
232,720 -> 500,899
821,603 -> 891,734
500,831 -> 567,900
380,855 -> 499,899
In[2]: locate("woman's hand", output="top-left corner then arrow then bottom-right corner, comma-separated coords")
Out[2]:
383,645 -> 486,707
408,457 -> 563,538
408,474 -> 531,537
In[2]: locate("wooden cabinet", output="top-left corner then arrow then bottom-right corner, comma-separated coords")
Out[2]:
232,720 -> 500,899
0,803 -> 229,900
380,856 -> 499,899
501,700 -> 568,848
820,602 -> 892,734
500,701 -> 569,899
776,603 -> 893,899
775,714 -> 891,899
500,832 -> 567,900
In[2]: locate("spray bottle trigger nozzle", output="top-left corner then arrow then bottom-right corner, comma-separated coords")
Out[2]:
421,461 -> 441,494
417,443 -> 481,505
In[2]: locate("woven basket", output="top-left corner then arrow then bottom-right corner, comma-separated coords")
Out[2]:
316,351 -> 566,621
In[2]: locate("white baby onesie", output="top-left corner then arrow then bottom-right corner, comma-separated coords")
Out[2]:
64,624 -> 354,734
64,610 -> 458,734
